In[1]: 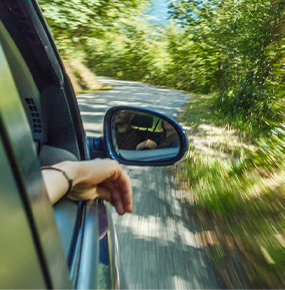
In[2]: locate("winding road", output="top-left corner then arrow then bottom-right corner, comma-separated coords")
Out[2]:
77,78 -> 224,289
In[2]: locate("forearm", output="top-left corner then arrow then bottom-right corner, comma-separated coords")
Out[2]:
41,159 -> 132,215
41,161 -> 78,204
41,167 -> 69,204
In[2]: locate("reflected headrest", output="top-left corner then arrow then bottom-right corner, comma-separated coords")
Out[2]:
131,114 -> 153,128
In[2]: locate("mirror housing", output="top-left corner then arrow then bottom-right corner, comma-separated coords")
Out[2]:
102,106 -> 188,166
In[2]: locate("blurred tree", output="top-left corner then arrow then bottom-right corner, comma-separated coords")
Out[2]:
39,0 -> 285,131
38,0 -> 148,56
168,0 -> 285,131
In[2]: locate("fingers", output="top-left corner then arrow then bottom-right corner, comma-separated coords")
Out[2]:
68,186 -> 98,201
114,170 -> 132,212
95,187 -> 111,201
99,183 -> 125,215
96,162 -> 132,215
62,159 -> 132,215
98,171 -> 132,215
86,159 -> 122,184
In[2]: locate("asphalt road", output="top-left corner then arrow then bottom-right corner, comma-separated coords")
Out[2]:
77,77 -> 224,289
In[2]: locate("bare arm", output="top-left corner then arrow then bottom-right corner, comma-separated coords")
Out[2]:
41,159 -> 132,215
136,139 -> 157,150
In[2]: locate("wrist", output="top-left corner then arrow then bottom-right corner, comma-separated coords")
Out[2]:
41,165 -> 73,198
54,161 -> 81,188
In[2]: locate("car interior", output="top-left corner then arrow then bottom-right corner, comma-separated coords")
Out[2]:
0,0 -> 84,247
0,1 -> 86,159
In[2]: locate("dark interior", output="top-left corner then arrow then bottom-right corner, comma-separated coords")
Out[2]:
0,0 -> 87,160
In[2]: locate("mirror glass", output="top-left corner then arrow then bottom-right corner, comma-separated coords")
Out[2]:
111,110 -> 180,162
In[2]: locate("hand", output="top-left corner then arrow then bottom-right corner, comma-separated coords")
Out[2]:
42,159 -> 132,215
136,139 -> 157,150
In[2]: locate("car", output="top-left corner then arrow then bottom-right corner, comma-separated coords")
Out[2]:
0,0 -> 188,289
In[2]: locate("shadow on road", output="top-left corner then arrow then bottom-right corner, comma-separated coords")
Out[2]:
110,166 -> 224,289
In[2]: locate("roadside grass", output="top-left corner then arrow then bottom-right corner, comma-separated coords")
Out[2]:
78,85 -> 114,94
175,93 -> 285,288
64,61 -> 113,95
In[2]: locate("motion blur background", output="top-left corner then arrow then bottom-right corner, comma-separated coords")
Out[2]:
39,0 -> 285,288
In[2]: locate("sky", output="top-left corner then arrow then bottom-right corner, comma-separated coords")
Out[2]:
145,0 -> 170,24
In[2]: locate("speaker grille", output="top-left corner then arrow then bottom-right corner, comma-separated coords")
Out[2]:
24,98 -> 42,134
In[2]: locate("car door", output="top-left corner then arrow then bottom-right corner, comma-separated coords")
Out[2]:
0,1 -> 124,288
0,20 -> 71,288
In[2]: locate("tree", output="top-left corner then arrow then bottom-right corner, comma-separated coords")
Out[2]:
38,0 -> 148,56
168,0 -> 285,131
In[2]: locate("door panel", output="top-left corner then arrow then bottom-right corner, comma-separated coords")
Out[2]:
53,199 -> 79,259
0,26 -> 71,288
0,137 -> 46,289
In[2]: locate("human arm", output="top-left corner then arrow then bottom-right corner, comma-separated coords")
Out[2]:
41,159 -> 132,215
135,139 -> 157,150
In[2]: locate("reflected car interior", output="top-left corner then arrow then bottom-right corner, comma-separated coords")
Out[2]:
103,106 -> 188,166
112,110 -> 180,157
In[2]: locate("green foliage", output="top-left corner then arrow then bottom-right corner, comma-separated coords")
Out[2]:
185,143 -> 285,288
184,148 -> 257,217
251,126 -> 285,172
216,85 -> 284,134
38,0 -> 148,56
168,0 -> 285,132
86,19 -> 174,85
39,0 -> 285,133
177,93 -> 285,287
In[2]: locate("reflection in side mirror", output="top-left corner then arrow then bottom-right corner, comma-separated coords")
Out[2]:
106,108 -> 186,164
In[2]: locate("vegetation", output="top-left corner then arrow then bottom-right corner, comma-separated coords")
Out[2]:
175,93 -> 285,288
39,0 -> 148,56
39,0 -> 285,135
64,61 -> 113,94
38,0 -> 285,288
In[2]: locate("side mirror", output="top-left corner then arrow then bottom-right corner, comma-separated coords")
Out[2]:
103,106 -> 188,166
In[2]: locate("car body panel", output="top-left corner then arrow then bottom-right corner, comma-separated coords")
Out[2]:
0,27 -> 71,288
0,136 -> 46,289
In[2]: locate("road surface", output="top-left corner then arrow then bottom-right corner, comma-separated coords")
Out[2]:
77,77 -> 224,289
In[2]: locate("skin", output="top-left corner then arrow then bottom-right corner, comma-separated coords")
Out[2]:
136,139 -> 157,150
41,159 -> 133,215
163,121 -> 176,137
114,111 -> 134,133
135,120 -> 175,150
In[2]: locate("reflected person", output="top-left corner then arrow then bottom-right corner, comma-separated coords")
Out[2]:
135,120 -> 179,150
158,120 -> 179,148
114,111 -> 141,150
